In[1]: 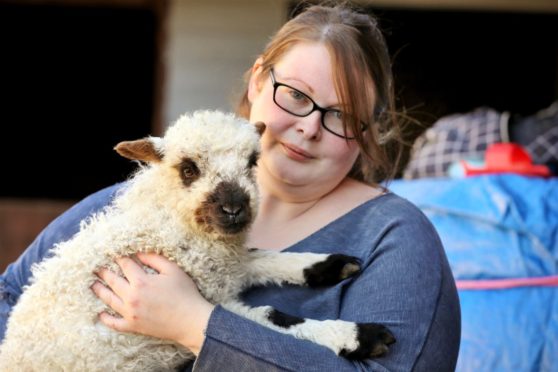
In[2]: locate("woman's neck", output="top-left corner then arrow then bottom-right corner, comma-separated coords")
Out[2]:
247,177 -> 382,251
246,189 -> 322,251
255,188 -> 321,226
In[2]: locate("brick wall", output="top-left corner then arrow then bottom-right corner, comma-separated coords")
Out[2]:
0,199 -> 74,273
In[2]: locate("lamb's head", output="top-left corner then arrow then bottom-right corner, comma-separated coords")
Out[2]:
114,110 -> 265,239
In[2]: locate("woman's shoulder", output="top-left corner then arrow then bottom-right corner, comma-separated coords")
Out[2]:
296,177 -> 440,245
338,185 -> 435,232
329,178 -> 427,218
311,188 -> 444,261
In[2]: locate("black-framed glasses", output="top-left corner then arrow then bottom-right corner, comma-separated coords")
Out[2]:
269,68 -> 367,139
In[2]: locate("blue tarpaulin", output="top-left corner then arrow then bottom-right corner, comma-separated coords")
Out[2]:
389,175 -> 558,372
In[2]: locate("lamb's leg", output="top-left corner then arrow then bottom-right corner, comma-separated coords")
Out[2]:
243,249 -> 361,288
221,300 -> 395,360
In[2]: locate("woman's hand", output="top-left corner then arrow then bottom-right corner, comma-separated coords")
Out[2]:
91,252 -> 214,355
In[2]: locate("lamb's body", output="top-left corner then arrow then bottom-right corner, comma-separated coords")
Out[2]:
0,111 -> 394,371
0,187 -> 250,371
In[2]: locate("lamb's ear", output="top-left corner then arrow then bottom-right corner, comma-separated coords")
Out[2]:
254,121 -> 266,136
114,137 -> 163,163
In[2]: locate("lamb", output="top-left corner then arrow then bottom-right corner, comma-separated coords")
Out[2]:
0,110 -> 394,371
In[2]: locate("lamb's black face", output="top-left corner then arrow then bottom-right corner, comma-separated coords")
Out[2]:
177,152 -> 256,235
195,181 -> 252,235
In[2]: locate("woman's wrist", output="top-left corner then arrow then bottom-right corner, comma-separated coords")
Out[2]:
178,300 -> 215,356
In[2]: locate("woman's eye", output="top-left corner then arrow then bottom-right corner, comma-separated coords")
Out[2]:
289,89 -> 307,102
332,110 -> 344,120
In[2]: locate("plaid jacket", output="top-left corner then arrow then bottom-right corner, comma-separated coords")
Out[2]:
404,103 -> 558,179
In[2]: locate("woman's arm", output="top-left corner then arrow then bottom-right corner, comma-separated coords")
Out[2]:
193,204 -> 459,371
94,253 -> 372,372
0,184 -> 122,341
93,195 -> 460,371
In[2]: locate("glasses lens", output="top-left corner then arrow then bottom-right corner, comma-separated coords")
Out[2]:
274,85 -> 313,116
271,76 -> 364,140
323,110 -> 356,138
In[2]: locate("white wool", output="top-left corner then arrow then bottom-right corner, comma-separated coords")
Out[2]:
0,110 -> 382,370
0,110 -> 262,371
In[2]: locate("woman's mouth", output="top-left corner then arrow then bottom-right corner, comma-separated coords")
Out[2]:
281,143 -> 315,161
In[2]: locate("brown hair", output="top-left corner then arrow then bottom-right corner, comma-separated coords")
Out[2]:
236,2 -> 403,185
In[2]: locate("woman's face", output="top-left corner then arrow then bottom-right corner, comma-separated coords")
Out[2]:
248,42 -> 361,200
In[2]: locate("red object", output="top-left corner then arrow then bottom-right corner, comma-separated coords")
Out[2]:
462,143 -> 551,177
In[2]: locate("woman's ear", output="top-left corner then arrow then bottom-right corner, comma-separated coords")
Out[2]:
247,57 -> 264,104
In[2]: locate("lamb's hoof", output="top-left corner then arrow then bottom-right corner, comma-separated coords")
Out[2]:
340,323 -> 396,360
303,254 -> 361,287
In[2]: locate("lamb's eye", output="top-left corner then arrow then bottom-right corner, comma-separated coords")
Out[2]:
248,151 -> 260,169
179,158 -> 200,186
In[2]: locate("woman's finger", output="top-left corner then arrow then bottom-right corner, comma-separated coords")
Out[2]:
98,311 -> 132,333
91,281 -> 125,315
136,252 -> 182,275
96,267 -> 130,296
116,256 -> 149,285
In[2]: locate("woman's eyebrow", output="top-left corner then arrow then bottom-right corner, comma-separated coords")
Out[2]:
278,72 -> 343,109
278,73 -> 315,94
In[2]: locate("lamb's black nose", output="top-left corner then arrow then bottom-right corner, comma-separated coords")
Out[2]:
221,204 -> 243,218
209,181 -> 252,234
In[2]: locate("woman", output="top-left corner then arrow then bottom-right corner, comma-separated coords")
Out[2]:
0,4 -> 460,371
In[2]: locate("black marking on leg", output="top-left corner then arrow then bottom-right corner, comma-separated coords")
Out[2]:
267,309 -> 305,328
340,323 -> 396,360
303,254 -> 361,288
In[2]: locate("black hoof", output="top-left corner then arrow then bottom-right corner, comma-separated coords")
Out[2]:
340,323 -> 396,360
303,254 -> 361,287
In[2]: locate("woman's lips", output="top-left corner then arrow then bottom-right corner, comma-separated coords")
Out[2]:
281,143 -> 314,161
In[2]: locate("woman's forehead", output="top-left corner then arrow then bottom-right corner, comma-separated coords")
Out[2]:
275,42 -> 331,74
273,43 -> 337,99
272,41 -> 376,111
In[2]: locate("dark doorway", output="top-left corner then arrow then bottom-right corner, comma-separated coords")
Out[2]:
368,7 -> 558,126
0,2 -> 161,200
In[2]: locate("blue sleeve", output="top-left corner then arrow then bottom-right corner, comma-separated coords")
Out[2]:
193,197 -> 460,371
195,306 -> 377,372
0,184 -> 122,341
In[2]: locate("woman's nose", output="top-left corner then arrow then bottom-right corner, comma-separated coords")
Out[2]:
295,111 -> 322,140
